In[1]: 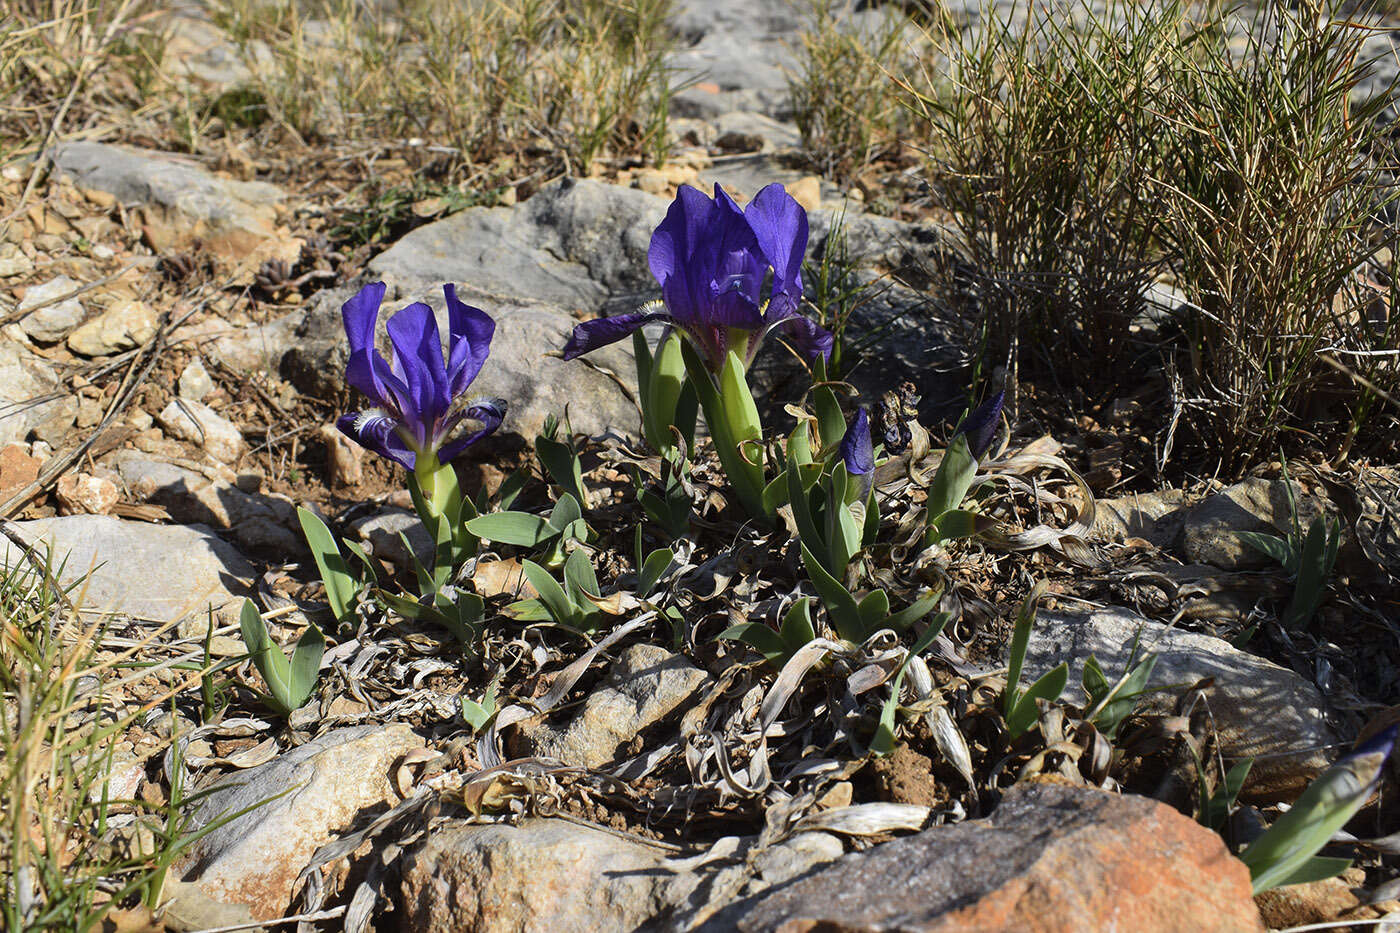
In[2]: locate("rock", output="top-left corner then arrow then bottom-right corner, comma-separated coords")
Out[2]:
513,644 -> 708,768
159,879 -> 264,933
178,358 -> 215,401
634,168 -> 669,195
402,818 -> 676,932
370,177 -> 661,312
66,299 -> 157,356
721,782 -> 1263,933
712,110 -> 801,150
202,313 -> 301,375
158,399 -> 246,464
0,344 -> 67,446
0,443 -> 41,500
0,515 -> 254,622
179,724 -> 423,921
350,508 -> 431,571
786,175 -> 822,212
55,472 -> 119,515
51,142 -> 288,264
1091,488 -> 1188,547
1182,477 -> 1327,570
1255,873 -> 1363,930
112,452 -> 299,554
0,242 -> 33,278
1022,606 -> 1339,802
18,276 -> 86,342
318,422 -> 364,488
668,0 -> 800,119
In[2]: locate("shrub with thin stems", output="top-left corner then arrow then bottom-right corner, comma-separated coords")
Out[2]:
897,0 -> 1173,407
1151,0 -> 1400,471
212,0 -> 677,181
790,0 -> 922,186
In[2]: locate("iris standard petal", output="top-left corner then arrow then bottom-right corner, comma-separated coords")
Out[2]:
562,311 -> 671,360
436,398 -> 508,463
840,408 -> 875,476
648,184 -> 719,289
342,282 -> 391,402
443,284 -> 495,397
385,302 -> 452,444
956,389 -> 1005,459
337,410 -> 417,469
746,183 -> 808,304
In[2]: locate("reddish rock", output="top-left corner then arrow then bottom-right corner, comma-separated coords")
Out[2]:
0,443 -> 41,498
729,782 -> 1263,933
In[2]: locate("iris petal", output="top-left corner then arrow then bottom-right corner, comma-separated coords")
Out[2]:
769,312 -> 834,363
385,302 -> 451,446
562,311 -> 671,360
443,284 -> 495,397
956,389 -> 1005,459
746,182 -> 808,313
437,398 -> 507,463
336,410 -> 417,469
840,408 -> 874,476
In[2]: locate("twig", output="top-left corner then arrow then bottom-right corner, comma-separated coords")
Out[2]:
178,906 -> 347,933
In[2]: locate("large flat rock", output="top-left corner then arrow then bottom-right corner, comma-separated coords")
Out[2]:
1022,606 -> 1340,802
0,515 -> 255,622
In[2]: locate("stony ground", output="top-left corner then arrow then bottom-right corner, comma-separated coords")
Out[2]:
5,1 -> 1400,931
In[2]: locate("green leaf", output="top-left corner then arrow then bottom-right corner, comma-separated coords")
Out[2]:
860,488 -> 880,546
287,622 -> 325,708
883,590 -> 941,632
548,493 -> 584,532
1271,855 -> 1353,889
1085,653 -> 1158,738
718,350 -> 767,514
718,622 -> 787,666
341,539 -> 378,586
1284,516 -> 1340,629
639,547 -> 675,597
1238,530 -> 1297,570
926,434 -> 977,531
562,547 -> 600,606
1004,580 -> 1047,720
461,682 -> 499,731
238,599 -> 293,715
779,597 -> 817,653
811,359 -> 846,452
857,589 -> 890,628
1199,757 -> 1253,831
870,612 -> 952,755
501,597 -> 553,623
930,508 -> 996,542
1007,662 -> 1068,738
537,435 -> 587,507
786,458 -> 823,554
497,466 -> 530,511
645,330 -> 688,454
465,510 -> 556,547
522,559 -> 574,623
1241,736 -> 1389,893
297,507 -> 358,623
800,542 -> 864,642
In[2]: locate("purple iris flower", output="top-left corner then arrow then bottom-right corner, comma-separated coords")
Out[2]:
336,281 -> 506,470
561,182 -> 833,371
840,408 -> 874,477
955,389 -> 1004,459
